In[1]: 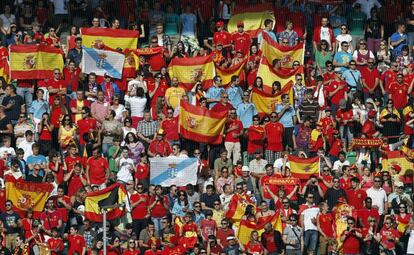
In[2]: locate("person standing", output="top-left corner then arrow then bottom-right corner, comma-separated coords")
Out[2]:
86,147 -> 109,189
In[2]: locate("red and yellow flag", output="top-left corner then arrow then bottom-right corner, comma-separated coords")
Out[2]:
288,155 -> 320,179
123,49 -> 139,78
237,213 -> 283,246
225,194 -> 255,222
169,55 -> 215,91
257,58 -> 303,93
179,101 -> 227,145
10,44 -> 64,79
261,32 -> 304,68
84,183 -> 127,222
215,59 -> 247,87
382,150 -> 414,175
251,81 -> 293,115
228,5 -> 275,38
80,27 -> 139,49
5,176 -> 54,217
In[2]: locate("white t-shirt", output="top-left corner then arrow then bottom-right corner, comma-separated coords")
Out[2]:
301,206 -> 320,231
50,0 -> 69,14
332,160 -> 350,172
273,158 -> 290,172
320,27 -> 332,46
336,34 -> 353,53
366,187 -> 387,215
18,140 -> 34,161
124,96 -> 147,118
117,157 -> 134,183
0,14 -> 16,31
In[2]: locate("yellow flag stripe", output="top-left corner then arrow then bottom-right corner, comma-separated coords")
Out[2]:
228,12 -> 275,34
82,35 -> 138,50
10,52 -> 63,71
179,110 -> 227,136
170,62 -> 215,84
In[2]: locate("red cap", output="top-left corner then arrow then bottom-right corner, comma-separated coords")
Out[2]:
237,21 -> 244,27
216,21 -> 224,27
392,164 -> 401,172
368,110 -> 377,118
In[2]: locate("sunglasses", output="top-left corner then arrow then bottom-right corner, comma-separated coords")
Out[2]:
347,222 -> 355,225
222,96 -> 228,99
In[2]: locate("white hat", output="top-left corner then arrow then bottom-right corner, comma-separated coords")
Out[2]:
241,166 -> 250,172
395,181 -> 404,187
226,236 -> 235,241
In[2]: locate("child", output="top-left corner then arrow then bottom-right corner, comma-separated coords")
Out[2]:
116,146 -> 135,184
0,137 -> 15,163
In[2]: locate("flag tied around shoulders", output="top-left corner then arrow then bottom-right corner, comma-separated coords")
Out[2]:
173,217 -> 198,250
149,157 -> 198,187
237,213 -> 283,246
9,44 -> 64,79
122,49 -> 140,78
261,32 -> 304,68
225,194 -> 256,222
80,27 -> 138,50
179,101 -> 227,144
5,176 -> 53,217
257,58 -> 303,93
84,183 -> 127,222
169,55 -> 215,91
81,46 -> 125,79
251,81 -> 294,116
228,8 -> 275,38
215,59 -> 247,87
288,155 -> 320,179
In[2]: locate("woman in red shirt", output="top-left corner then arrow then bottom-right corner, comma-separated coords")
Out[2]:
38,112 -> 54,156
135,154 -> 149,189
246,231 -> 265,255
148,185 -> 169,233
247,116 -> 265,159
316,202 -> 335,255
395,202 -> 411,236
123,239 -> 140,255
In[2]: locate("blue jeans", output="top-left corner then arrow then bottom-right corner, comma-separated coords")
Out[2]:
152,217 -> 163,236
304,230 -> 318,254
102,143 -> 112,157
16,87 -> 33,112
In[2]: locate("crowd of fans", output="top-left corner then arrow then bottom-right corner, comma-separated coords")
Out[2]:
1,0 -> 414,255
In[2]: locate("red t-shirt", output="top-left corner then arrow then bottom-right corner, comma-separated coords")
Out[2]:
68,173 -> 86,197
216,228 -> 235,247
357,208 -> 380,228
63,67 -> 81,92
380,228 -> 400,249
361,67 -> 380,92
211,102 -> 233,112
123,250 -> 141,255
382,70 -> 398,91
319,175 -> 333,194
161,117 -> 179,141
135,164 -> 149,180
47,237 -> 64,255
327,80 -> 348,105
214,31 -> 231,46
336,109 -> 353,126
40,210 -> 62,230
147,80 -> 168,110
319,212 -> 334,237
346,189 -> 367,210
147,53 -> 165,72
361,120 -> 376,138
388,82 -> 409,109
130,193 -> 149,220
225,119 -> 243,142
262,231 -> 278,252
86,156 -> 109,185
47,79 -> 65,104
329,138 -> 342,157
148,140 -> 172,157
264,122 -> 284,151
231,32 -> 251,56
341,230 -> 361,253
56,195 -> 71,222
149,195 -> 169,218
65,155 -> 83,171
77,118 -> 97,145
200,219 -> 217,240
49,162 -> 64,184
68,234 -> 86,255
246,241 -> 265,254
247,125 -> 265,154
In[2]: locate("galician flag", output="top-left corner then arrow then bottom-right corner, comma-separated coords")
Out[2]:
150,157 -> 198,187
81,46 -> 125,79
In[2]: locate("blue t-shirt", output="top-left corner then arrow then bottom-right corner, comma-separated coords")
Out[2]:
342,69 -> 361,90
206,86 -> 225,109
26,154 -> 47,177
180,13 -> 197,36
226,86 -> 243,108
390,32 -> 408,58
258,30 -> 277,45
275,104 -> 295,128
236,102 -> 258,128
333,51 -> 353,72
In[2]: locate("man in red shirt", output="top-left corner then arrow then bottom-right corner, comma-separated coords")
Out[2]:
77,106 -> 97,147
264,112 -> 284,165
130,182 -> 149,235
361,59 -> 381,100
388,73 -> 413,110
346,177 -> 367,210
213,21 -> 231,48
66,225 -> 86,255
361,110 -> 379,138
148,129 -> 173,157
327,69 -> 348,116
322,61 -> 335,86
70,90 -> 90,123
160,108 -> 179,144
63,61 -> 81,97
47,68 -> 67,104
381,61 -> 399,92
86,147 -> 109,189
357,197 -> 380,228
47,227 -> 64,255
40,199 -> 63,236
65,163 -> 87,197
340,217 -> 362,254
211,92 -> 234,112
231,21 -> 251,56
224,109 -> 243,165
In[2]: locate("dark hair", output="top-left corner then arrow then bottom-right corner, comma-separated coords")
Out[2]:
264,19 -> 273,27
125,132 -> 138,144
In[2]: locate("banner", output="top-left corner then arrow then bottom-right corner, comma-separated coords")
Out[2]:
237,213 -> 282,246
215,59 -> 247,87
179,101 -> 227,144
80,27 -> 138,50
261,32 -> 304,68
135,47 -> 163,56
84,183 -> 127,222
5,176 -> 53,217
350,138 -> 383,148
288,155 -> 320,179
225,194 -> 256,221
149,157 -> 198,187
257,58 -> 303,93
169,55 -> 215,91
9,44 -> 64,79
261,177 -> 300,199
251,82 -> 294,115
228,11 -> 275,38
81,46 -> 125,79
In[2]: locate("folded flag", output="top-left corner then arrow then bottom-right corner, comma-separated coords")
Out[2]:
5,176 -> 53,217
288,155 -> 320,179
81,46 -> 125,79
237,213 -> 282,246
80,27 -> 139,50
251,81 -> 293,115
179,101 -> 227,144
169,55 -> 215,91
149,156 -> 198,187
10,44 -> 64,79
261,32 -> 304,68
215,59 -> 247,87
228,11 -> 275,38
123,49 -> 139,78
84,183 -> 127,222
257,57 -> 303,93
225,194 -> 256,222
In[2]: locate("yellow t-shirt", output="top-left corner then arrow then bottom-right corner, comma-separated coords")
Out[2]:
165,87 -> 186,109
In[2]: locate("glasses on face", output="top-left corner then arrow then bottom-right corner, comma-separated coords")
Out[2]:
221,222 -> 228,225
271,115 -> 277,118
385,222 -> 392,225
5,204 -> 11,207
350,63 -> 356,66
347,222 -> 354,225
369,220 -> 376,223
321,43 -> 327,46
400,206 -> 406,209
236,187 -> 242,190
380,44 -> 386,46
167,111 -> 173,114
343,45 -> 349,48
290,219 -> 297,222
360,42 -> 366,45
243,94 -> 249,97
194,205 -> 201,208
222,96 -> 228,99
200,101 -> 207,104
137,187 -> 143,190
282,201 -> 289,204
374,179 -> 382,182
214,203 -> 220,206
282,41 -> 288,44
341,27 -> 347,30
54,72 -> 60,75
19,115 -> 26,118
129,241 -> 135,244
216,79 -> 222,82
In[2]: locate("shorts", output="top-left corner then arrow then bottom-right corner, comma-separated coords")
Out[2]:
181,34 -> 201,53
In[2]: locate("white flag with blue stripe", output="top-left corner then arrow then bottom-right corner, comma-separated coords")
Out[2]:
150,157 -> 198,187
81,46 -> 125,79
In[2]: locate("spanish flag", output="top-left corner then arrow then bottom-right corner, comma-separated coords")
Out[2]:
257,58 -> 303,93
123,49 -> 139,78
10,44 -> 64,79
228,9 -> 275,38
237,213 -> 283,246
251,81 -> 293,115
382,150 -> 414,175
5,176 -> 54,217
225,194 -> 256,222
215,59 -> 247,87
84,183 -> 127,222
288,155 -> 320,179
179,101 -> 227,145
261,32 -> 304,68
169,55 -> 215,91
80,27 -> 138,50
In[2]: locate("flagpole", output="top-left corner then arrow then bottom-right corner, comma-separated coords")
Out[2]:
101,203 -> 125,255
